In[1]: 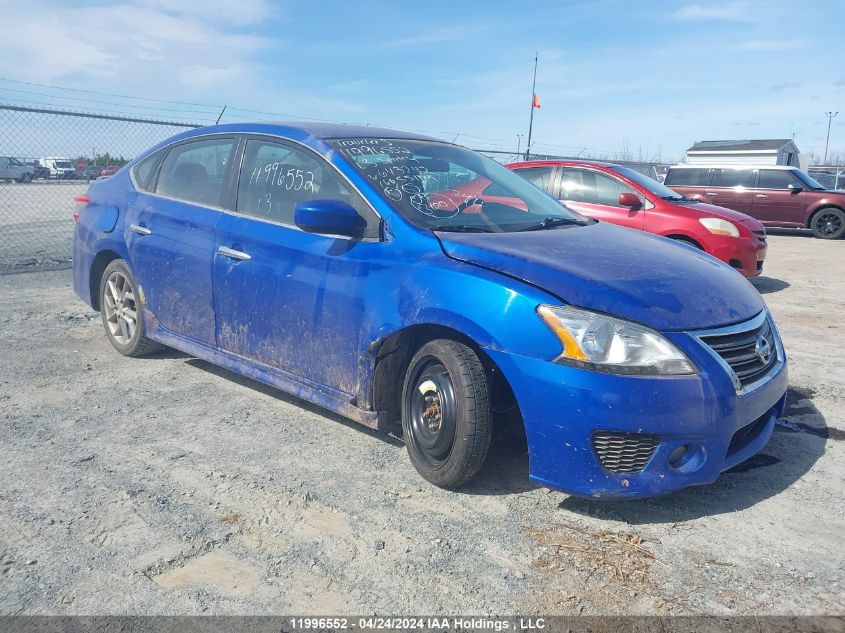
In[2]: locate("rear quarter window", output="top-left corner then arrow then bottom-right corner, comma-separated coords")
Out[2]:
664,168 -> 710,186
132,149 -> 165,191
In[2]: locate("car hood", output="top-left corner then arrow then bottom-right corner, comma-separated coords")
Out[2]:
437,222 -> 764,331
680,200 -> 759,223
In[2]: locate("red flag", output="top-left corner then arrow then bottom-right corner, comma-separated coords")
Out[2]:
533,93 -> 541,109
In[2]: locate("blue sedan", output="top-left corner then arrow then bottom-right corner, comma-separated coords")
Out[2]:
72,122 -> 788,498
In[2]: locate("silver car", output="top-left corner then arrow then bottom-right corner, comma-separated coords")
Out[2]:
0,156 -> 34,183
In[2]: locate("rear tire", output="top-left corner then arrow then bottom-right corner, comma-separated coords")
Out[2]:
401,339 -> 491,489
99,259 -> 161,357
810,207 -> 845,239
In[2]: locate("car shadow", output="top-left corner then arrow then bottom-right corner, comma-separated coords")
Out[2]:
750,276 -> 790,294
558,387 -> 833,524
184,358 -> 405,448
765,228 -> 814,238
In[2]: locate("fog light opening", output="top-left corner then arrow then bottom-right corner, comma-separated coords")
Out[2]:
669,444 -> 689,468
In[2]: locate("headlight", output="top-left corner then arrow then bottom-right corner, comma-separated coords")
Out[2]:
698,218 -> 740,237
537,305 -> 696,375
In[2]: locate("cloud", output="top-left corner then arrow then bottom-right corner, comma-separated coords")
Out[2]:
770,82 -> 803,92
742,38 -> 804,51
0,2 -> 275,96
378,27 -> 471,49
673,2 -> 756,21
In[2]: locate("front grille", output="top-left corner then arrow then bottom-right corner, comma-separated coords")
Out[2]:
756,260 -> 764,271
753,228 -> 767,244
592,432 -> 659,473
700,316 -> 777,388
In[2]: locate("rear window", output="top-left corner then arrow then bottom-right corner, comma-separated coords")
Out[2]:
664,168 -> 710,186
155,138 -> 234,207
711,168 -> 755,188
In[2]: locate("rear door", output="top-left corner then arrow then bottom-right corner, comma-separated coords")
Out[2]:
212,135 -> 382,394
752,169 -> 807,225
707,168 -> 755,213
125,135 -> 236,346
558,167 -> 645,230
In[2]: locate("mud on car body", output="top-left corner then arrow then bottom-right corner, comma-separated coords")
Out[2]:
72,122 -> 787,498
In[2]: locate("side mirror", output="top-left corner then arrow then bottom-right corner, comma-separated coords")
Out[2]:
618,192 -> 643,209
294,199 -> 367,238
788,183 -> 803,193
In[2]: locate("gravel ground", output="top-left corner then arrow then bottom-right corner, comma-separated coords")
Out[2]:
0,232 -> 843,616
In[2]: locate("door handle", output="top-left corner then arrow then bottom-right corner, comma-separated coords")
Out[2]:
217,246 -> 251,261
705,192 -> 717,196
755,194 -> 768,199
128,224 -> 151,236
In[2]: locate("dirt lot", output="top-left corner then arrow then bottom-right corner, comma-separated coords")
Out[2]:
0,232 -> 843,616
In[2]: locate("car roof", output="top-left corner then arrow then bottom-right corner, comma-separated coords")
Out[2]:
184,121 -> 440,142
508,159 -> 622,168
669,164 -> 799,171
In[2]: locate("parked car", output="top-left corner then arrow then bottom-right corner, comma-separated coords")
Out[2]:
664,165 -> 845,239
98,165 -> 120,178
504,160 -> 767,277
0,156 -> 35,183
71,123 -> 787,498
81,165 -> 104,180
27,161 -> 51,180
39,157 -> 76,180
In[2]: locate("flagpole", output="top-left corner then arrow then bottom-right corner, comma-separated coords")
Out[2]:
526,52 -> 538,161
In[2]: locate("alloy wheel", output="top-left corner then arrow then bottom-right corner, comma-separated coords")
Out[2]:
816,211 -> 843,237
102,271 -> 138,345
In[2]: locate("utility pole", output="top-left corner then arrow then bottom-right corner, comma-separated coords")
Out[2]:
824,111 -> 838,164
526,52 -> 538,161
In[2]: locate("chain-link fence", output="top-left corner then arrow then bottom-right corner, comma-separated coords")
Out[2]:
1,103 -> 680,274
473,147 -> 672,180
0,105 -> 200,273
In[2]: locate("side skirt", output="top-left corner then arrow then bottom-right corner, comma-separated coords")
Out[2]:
147,320 -> 383,431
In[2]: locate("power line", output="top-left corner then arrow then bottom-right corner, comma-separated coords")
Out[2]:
0,87 -> 221,116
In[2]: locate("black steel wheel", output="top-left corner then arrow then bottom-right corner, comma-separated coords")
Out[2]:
401,339 -> 491,488
810,208 -> 845,239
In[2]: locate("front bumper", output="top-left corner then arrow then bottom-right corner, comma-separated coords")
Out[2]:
707,233 -> 766,277
484,313 -> 787,498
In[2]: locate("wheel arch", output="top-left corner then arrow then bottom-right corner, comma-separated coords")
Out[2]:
663,233 -> 704,249
369,323 -> 521,435
807,204 -> 845,229
89,250 -> 123,310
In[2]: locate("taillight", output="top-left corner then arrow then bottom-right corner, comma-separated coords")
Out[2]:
73,194 -> 90,222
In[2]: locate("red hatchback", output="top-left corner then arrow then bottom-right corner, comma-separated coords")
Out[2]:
505,160 -> 768,277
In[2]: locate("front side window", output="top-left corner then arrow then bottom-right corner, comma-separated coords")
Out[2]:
236,139 -> 379,238
156,138 -> 234,206
711,168 -> 755,188
513,166 -> 555,194
664,168 -> 710,186
560,168 -> 637,206
757,170 -> 799,190
328,138 -> 589,233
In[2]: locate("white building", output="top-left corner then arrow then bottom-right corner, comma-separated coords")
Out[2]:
684,139 -> 802,167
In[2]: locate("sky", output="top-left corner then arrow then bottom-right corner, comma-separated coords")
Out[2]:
0,0 -> 844,163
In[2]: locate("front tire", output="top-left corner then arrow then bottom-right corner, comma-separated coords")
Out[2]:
810,208 -> 845,239
401,339 -> 491,488
99,259 -> 161,357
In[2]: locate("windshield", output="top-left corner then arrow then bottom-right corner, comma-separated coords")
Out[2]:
610,166 -> 685,199
56,161 -> 72,168
328,138 -> 590,232
793,169 -> 826,190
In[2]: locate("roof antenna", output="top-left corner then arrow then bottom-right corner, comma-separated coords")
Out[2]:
216,105 -> 227,125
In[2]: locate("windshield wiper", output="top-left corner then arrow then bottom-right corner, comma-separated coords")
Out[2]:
430,224 -> 492,233
517,216 -> 582,232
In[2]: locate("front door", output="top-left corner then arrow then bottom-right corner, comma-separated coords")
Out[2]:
707,168 -> 755,213
125,136 -> 236,346
558,167 -> 645,230
212,136 -> 382,395
752,169 -> 807,225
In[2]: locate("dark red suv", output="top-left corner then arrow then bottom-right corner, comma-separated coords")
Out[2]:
664,165 -> 845,239
504,160 -> 767,277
